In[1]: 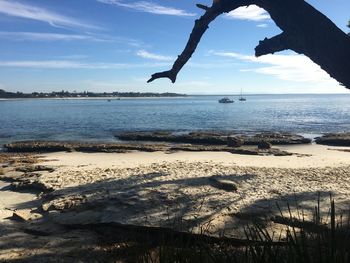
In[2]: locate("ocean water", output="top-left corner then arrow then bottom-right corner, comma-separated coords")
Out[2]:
0,94 -> 349,145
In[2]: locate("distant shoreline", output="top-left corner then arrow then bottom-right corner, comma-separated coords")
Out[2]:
0,89 -> 187,99
0,96 -> 188,101
1,93 -> 350,100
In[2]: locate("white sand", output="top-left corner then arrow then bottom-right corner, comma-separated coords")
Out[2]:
0,181 -> 37,221
31,144 -> 349,236
1,146 -> 346,263
42,144 -> 350,169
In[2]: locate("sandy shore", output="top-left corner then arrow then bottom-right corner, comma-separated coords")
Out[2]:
31,144 -> 349,234
0,143 -> 349,261
42,144 -> 350,169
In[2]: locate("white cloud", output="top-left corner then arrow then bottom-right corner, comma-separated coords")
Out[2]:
136,50 -> 174,61
225,5 -> 270,21
54,55 -> 89,60
211,51 -> 341,87
0,32 -> 99,41
257,23 -> 268,28
0,31 -> 144,46
97,0 -> 196,17
0,0 -> 98,29
0,60 -> 170,69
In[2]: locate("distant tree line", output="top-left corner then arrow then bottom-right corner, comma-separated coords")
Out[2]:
0,89 -> 186,98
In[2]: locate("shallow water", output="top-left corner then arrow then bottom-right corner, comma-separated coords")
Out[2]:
0,94 -> 349,144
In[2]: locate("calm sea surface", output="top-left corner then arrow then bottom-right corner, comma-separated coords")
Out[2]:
0,94 -> 350,145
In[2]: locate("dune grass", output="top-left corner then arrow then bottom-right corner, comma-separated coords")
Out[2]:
134,199 -> 350,263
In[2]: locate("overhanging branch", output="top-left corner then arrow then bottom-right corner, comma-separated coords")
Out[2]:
147,3 -> 225,83
148,0 -> 350,88
255,33 -> 289,57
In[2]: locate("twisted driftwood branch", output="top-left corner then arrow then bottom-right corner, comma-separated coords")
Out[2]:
148,0 -> 350,89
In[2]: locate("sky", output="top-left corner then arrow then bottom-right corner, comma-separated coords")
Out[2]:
0,0 -> 349,94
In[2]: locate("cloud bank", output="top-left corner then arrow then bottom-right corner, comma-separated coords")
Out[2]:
0,60 -> 170,69
212,51 -> 340,87
136,50 -> 174,61
0,0 -> 98,29
97,0 -> 196,17
225,5 -> 270,21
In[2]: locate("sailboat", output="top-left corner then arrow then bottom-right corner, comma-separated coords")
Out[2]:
239,88 -> 246,101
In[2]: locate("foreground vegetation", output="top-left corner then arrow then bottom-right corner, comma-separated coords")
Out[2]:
126,199 -> 350,262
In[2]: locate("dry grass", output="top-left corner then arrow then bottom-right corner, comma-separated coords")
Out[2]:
0,167 -> 4,175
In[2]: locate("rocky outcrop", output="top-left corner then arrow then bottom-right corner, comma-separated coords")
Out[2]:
118,131 -> 228,145
10,177 -> 53,193
0,171 -> 25,182
11,209 -> 43,222
16,165 -> 55,173
315,133 -> 350,146
0,162 -> 56,193
227,136 -> 244,147
258,141 -> 272,150
4,140 -> 296,157
117,131 -> 311,146
4,141 -> 168,153
4,133 -> 310,155
243,133 -> 311,145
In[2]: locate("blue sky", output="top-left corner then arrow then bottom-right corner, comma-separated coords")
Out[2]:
0,0 -> 349,94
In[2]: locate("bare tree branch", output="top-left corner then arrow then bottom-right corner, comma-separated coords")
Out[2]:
148,0 -> 350,89
196,4 -> 210,11
255,33 -> 289,57
147,2 -> 227,83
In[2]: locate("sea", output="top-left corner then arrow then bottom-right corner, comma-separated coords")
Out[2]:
0,94 -> 349,146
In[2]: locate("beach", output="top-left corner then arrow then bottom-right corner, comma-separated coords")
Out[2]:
0,116 -> 349,261
41,144 -> 350,169
38,144 -> 350,227
1,142 -> 349,261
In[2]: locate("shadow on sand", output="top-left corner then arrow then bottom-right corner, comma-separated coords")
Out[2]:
1,169 -> 349,262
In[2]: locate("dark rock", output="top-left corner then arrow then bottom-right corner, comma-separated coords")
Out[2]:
227,136 -> 244,147
232,148 -> 292,156
209,176 -> 238,191
5,141 -> 168,153
4,140 -> 295,156
16,165 -> 55,173
258,141 -> 272,149
118,131 -> 228,145
153,131 -> 172,136
243,133 -> 311,145
11,209 -> 42,222
5,141 -> 69,152
0,171 -> 24,182
117,131 -> 311,146
315,133 -> 350,146
11,180 -> 53,193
